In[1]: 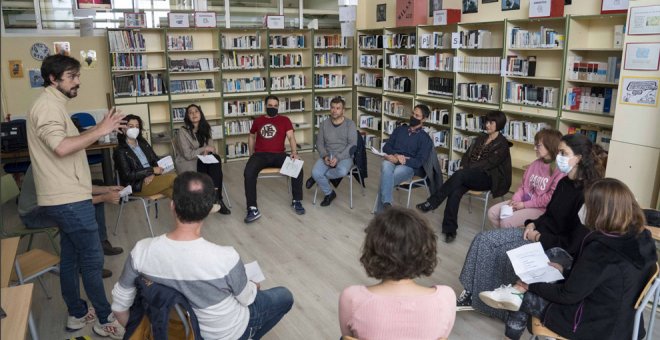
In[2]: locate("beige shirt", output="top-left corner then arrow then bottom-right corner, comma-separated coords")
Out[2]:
26,86 -> 92,206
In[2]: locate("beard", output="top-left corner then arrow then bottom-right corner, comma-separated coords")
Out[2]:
57,84 -> 79,98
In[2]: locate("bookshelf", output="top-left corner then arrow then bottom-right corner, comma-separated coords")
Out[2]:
356,28 -> 384,151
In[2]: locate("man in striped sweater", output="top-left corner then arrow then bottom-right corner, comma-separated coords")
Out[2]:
111,171 -> 294,340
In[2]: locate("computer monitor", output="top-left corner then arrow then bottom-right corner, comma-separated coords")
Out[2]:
1,120 -> 28,152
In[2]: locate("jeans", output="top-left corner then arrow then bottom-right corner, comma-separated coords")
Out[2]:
42,200 -> 111,323
244,152 -> 303,208
238,287 -> 294,340
311,158 -> 353,195
375,160 -> 414,212
23,203 -> 109,243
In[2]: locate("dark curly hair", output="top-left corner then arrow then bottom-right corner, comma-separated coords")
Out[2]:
184,104 -> 212,147
561,133 -> 605,189
173,171 -> 215,223
41,54 -> 80,87
117,114 -> 146,145
360,207 -> 438,281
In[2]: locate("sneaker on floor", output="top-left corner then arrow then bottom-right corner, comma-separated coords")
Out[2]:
218,200 -> 231,215
102,240 -> 123,256
416,201 -> 435,213
66,304 -> 96,331
456,290 -> 474,311
479,284 -> 524,312
382,202 -> 392,210
93,313 -> 125,339
320,191 -> 337,207
102,269 -> 113,279
305,177 -> 316,189
244,206 -> 261,223
292,200 -> 305,215
444,232 -> 457,243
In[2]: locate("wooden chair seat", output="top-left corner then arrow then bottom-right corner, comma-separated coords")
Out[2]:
531,316 -> 568,339
467,190 -> 485,196
399,176 -> 425,186
10,249 -> 60,282
259,167 -> 282,175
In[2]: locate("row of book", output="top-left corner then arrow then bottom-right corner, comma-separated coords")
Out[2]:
383,33 -> 416,49
363,133 -> 381,150
269,35 -> 305,49
384,120 -> 399,134
502,121 -> 551,144
427,77 -> 454,97
359,114 -> 381,130
111,53 -> 148,70
225,100 -> 264,117
420,32 -> 451,49
429,129 -> 449,148
455,112 -> 486,132
358,96 -> 381,113
567,126 -> 611,151
167,35 -> 194,51
418,53 -> 454,72
314,52 -> 349,67
508,26 -> 564,49
222,53 -> 264,70
383,100 -> 409,118
428,108 -> 450,126
113,73 -> 166,97
278,98 -> 305,113
567,56 -> 621,83
455,56 -> 501,74
504,82 -> 559,108
170,79 -> 215,94
270,53 -> 303,68
170,58 -> 219,72
563,87 -> 618,115
224,119 -> 253,135
456,82 -> 499,103
453,133 -> 477,152
384,76 -> 412,93
109,31 -> 146,52
226,142 -> 250,158
359,55 -> 383,68
313,74 -> 347,88
222,77 -> 267,93
314,35 -> 348,49
459,30 -> 494,49
315,95 -> 346,111
221,35 -> 261,49
171,107 -> 187,121
358,35 -> 383,49
387,53 -> 417,69
504,56 -> 537,77
271,75 -> 306,90
315,115 -> 329,128
354,73 -> 382,88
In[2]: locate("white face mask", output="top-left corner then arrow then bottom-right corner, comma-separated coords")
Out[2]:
556,154 -> 574,174
126,127 -> 140,140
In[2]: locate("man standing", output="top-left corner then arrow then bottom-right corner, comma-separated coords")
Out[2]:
243,95 -> 305,223
375,104 -> 433,212
306,97 -> 357,206
26,54 -> 125,338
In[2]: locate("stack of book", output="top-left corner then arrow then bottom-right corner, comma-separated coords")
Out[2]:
383,33 -> 416,49
171,107 -> 186,121
428,108 -> 450,125
315,115 -> 330,128
269,35 -> 305,48
315,52 -> 349,67
167,35 -> 194,51
384,76 -> 412,93
359,55 -> 382,68
222,77 -> 267,93
269,53 -> 303,68
363,133 -> 381,150
504,82 -> 559,108
455,112 -> 486,132
459,30 -> 493,49
383,100 -> 408,118
567,126 -> 611,151
222,35 -> 261,49
508,26 -> 564,48
420,32 -> 451,49
453,133 -> 476,152
359,115 -> 381,130
427,77 -> 454,97
503,121 -> 550,143
384,120 -> 400,134
358,34 -> 383,49
314,74 -> 346,88
563,87 -> 618,115
109,30 -> 146,52
455,56 -> 501,74
270,75 -> 306,90
358,96 -> 382,113
226,142 -> 249,158
224,119 -> 253,135
170,58 -> 220,72
224,100 -> 264,117
566,56 -> 621,83
418,53 -> 454,72
387,53 -> 417,69
355,73 -> 382,88
278,97 -> 305,113
314,34 -> 348,48
504,56 -> 536,76
170,79 -> 214,94
431,129 -> 449,148
456,82 -> 499,103
221,53 -> 264,70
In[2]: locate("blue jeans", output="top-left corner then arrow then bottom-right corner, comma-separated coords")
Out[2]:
238,287 -> 294,340
311,158 -> 353,195
22,203 -> 108,243
376,160 -> 414,212
42,200 -> 111,323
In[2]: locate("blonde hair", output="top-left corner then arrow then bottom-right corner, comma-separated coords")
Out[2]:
584,178 -> 646,234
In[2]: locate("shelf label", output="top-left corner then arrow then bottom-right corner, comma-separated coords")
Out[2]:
433,10 -> 448,25
451,32 -> 460,49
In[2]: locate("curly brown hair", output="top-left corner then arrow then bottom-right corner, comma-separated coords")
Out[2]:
360,207 -> 438,281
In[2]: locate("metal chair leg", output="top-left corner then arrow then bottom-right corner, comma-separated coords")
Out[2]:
142,200 -> 155,237
223,184 -> 232,208
349,172 -> 354,209
47,232 -> 60,256
113,200 -> 125,236
313,186 -> 318,205
27,234 -> 35,252
481,192 -> 490,232
468,194 -> 473,213
37,276 -> 51,300
28,312 -> 39,340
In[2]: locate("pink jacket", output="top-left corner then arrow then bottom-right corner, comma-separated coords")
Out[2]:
512,158 -> 565,211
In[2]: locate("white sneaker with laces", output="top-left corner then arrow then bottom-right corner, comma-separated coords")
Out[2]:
66,305 -> 96,331
93,313 -> 125,339
479,284 -> 524,311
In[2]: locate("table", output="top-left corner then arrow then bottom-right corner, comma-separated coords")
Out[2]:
646,226 -> 660,241
1,143 -> 117,185
1,237 -> 19,288
1,284 -> 34,340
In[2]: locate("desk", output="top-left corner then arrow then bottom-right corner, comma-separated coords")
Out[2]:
1,284 -> 34,340
646,226 -> 660,241
1,143 -> 117,185
1,237 -> 19,288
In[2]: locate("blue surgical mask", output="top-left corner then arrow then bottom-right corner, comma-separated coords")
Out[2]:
556,154 -> 574,174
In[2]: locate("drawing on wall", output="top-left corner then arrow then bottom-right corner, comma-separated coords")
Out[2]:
29,69 -> 44,88
620,77 -> 659,107
463,0 -> 478,14
8,60 -> 23,78
80,50 -> 97,69
502,0 -> 520,11
53,41 -> 71,56
429,0 -> 443,16
376,4 -> 386,22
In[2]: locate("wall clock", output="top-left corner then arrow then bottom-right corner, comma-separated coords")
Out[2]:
30,42 -> 50,61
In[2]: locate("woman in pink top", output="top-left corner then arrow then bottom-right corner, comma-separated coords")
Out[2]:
338,207 -> 456,340
488,129 -> 564,228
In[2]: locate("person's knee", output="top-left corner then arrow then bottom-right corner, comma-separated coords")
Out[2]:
271,286 -> 294,310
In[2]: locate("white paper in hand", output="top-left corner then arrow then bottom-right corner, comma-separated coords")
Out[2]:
157,156 -> 175,173
244,261 -> 266,283
197,154 -> 219,164
507,242 -> 564,284
119,185 -> 132,198
279,157 -> 304,178
370,146 -> 386,157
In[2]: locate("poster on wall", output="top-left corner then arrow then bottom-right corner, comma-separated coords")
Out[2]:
8,60 -> 23,78
601,0 -> 629,14
53,42 -> 71,56
124,13 -> 146,28
376,4 -> 386,22
169,13 -> 190,28
77,0 -> 111,10
624,42 -> 660,71
429,0 -> 443,17
80,50 -> 98,69
194,12 -> 216,28
463,0 -> 478,14
619,76 -> 659,107
627,5 -> 660,35
502,0 -> 520,11
29,69 -> 44,88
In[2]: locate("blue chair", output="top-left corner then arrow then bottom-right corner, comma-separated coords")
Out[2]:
71,112 -> 103,166
2,118 -> 30,175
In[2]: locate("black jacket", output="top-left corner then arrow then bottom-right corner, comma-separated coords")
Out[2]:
461,133 -> 512,197
529,229 -> 657,340
114,138 -> 159,193
422,147 -> 444,196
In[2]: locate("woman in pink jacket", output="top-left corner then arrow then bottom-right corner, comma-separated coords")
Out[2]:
488,128 -> 564,228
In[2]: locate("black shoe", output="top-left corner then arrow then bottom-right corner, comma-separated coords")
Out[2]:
305,177 -> 316,189
416,201 -> 435,213
329,178 -> 342,188
218,200 -> 231,215
102,240 -> 123,256
320,191 -> 337,207
382,202 -> 392,210
245,206 -> 261,223
102,269 -> 112,279
444,232 -> 457,243
292,200 -> 306,215
456,290 -> 474,311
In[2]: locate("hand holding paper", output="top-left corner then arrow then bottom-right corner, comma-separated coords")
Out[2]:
244,261 -> 266,283
279,157 -> 304,178
507,243 -> 564,284
197,154 -> 219,164
157,156 -> 175,173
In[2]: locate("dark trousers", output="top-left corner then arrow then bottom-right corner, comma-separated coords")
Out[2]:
244,152 -> 303,208
427,168 -> 492,234
197,154 -> 224,201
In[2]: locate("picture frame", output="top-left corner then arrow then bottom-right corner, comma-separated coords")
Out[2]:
168,13 -> 190,28
601,0 -> 629,14
463,0 -> 478,14
429,0 -> 443,17
76,0 -> 111,10
627,5 -> 660,36
29,69 -> 44,88
124,12 -> 146,29
53,42 -> 71,56
376,4 -> 386,22
265,15 -> 285,29
502,0 -> 520,11
624,42 -> 660,71
8,60 -> 23,78
194,12 -> 216,28
619,76 -> 659,107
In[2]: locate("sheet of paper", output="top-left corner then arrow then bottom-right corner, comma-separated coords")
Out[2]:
279,157 -> 304,178
245,261 -> 266,283
157,155 -> 175,173
197,154 -> 219,164
341,22 -> 355,38
119,185 -> 132,198
507,242 -> 564,284
338,0 -> 358,6
370,146 -> 386,157
339,6 -> 356,21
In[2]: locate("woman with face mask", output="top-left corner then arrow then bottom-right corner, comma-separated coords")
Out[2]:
114,114 -> 176,198
454,133 -> 605,319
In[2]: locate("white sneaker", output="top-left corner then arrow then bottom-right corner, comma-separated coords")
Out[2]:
479,284 -> 524,311
66,305 -> 96,331
93,313 -> 125,339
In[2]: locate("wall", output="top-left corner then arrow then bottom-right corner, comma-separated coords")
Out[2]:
1,36 -> 111,117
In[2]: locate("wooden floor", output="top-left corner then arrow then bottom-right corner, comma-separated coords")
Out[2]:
4,153 -> 658,339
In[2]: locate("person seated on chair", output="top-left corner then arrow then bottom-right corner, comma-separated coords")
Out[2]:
416,110 -> 512,243
174,104 -> 230,215
339,207 -> 456,340
306,96 -> 357,207
374,104 -> 433,213
114,114 -> 176,199
111,171 -> 294,340
479,178 -> 656,340
18,165 -> 123,278
243,95 -> 305,223
487,128 -> 564,228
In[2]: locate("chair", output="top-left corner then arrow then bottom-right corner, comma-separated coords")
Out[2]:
113,172 -> 164,237
0,174 -> 60,255
2,119 -> 30,176
258,167 -> 292,196
529,316 -> 569,340
71,112 -> 104,166
342,336 -> 359,340
633,262 -> 660,340
466,190 -> 491,232
312,164 -> 364,209
372,175 -> 430,213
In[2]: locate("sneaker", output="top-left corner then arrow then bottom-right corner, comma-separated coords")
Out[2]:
292,200 -> 305,215
244,206 -> 261,223
444,232 -> 457,243
305,177 -> 316,189
218,200 -> 231,215
479,284 -> 524,312
93,313 -> 125,339
102,269 -> 113,279
102,240 -> 123,256
320,191 -> 337,207
416,201 -> 435,213
66,304 -> 96,331
456,290 -> 474,311
382,202 -> 392,210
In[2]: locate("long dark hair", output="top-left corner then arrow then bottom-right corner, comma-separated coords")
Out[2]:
562,133 -> 605,189
184,104 -> 211,147
117,114 -> 145,145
